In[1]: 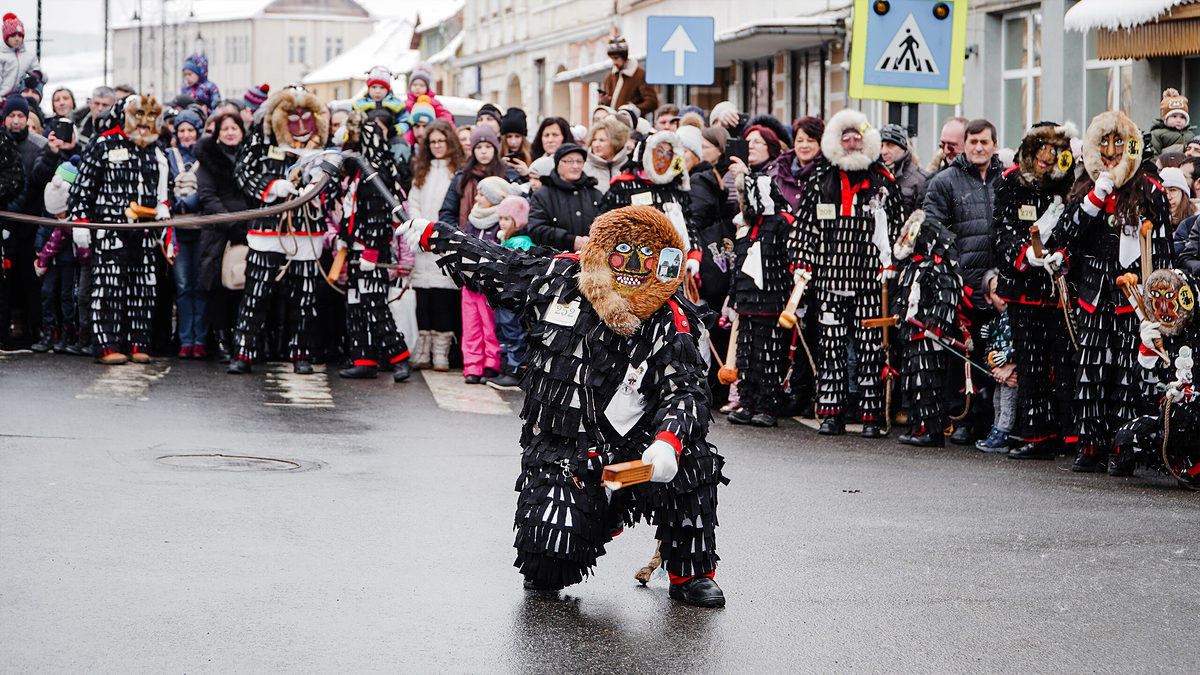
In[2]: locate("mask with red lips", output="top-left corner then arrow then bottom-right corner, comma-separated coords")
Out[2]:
578,205 -> 685,336
262,86 -> 329,150
1147,268 -> 1196,337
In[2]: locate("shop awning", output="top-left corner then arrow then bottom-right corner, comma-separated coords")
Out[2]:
713,14 -> 845,66
554,60 -> 615,84
1065,0 -> 1200,59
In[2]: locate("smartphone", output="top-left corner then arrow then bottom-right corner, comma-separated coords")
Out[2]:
505,151 -> 520,161
725,138 -> 749,166
53,119 -> 75,144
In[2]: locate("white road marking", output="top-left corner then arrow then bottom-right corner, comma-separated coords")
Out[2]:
420,370 -> 514,416
263,362 -> 334,408
77,362 -> 172,401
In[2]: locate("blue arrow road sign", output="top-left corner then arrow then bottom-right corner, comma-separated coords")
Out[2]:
645,16 -> 714,86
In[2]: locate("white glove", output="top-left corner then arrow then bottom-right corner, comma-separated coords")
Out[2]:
72,227 -> 90,249
1093,172 -> 1115,201
641,439 -> 679,483
793,267 -> 811,286
335,238 -> 347,252
1033,197 -> 1064,243
1024,246 -> 1046,268
685,257 -> 700,276
155,203 -> 171,221
173,172 -> 198,198
878,266 -> 897,282
264,180 -> 298,204
1042,251 -> 1065,274
1140,320 -> 1162,352
400,218 -> 433,253
34,260 -> 47,277
1165,384 -> 1186,403
359,257 -> 377,272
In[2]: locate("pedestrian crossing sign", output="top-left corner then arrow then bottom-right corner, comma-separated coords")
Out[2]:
849,0 -> 968,105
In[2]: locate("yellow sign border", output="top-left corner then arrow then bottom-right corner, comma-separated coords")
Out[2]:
849,0 -> 969,105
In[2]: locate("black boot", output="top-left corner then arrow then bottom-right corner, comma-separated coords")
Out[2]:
1008,439 -> 1058,460
749,412 -> 777,427
1071,449 -> 1107,473
818,415 -> 845,436
728,408 -> 755,425
217,330 -> 232,364
668,576 -> 725,608
339,363 -> 378,379
900,425 -> 942,447
1108,453 -> 1136,477
30,328 -> 51,353
948,425 -> 973,445
392,359 -> 412,382
486,366 -> 522,391
227,358 -> 252,374
860,421 -> 886,439
293,359 -> 314,375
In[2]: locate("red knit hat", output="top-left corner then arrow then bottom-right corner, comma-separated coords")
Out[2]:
366,66 -> 392,92
3,13 -> 24,42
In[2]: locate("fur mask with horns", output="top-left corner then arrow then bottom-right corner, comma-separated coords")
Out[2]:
1082,111 -> 1142,189
578,205 -> 686,336
257,86 -> 329,150
821,108 -> 881,173
120,94 -> 163,148
1017,121 -> 1077,188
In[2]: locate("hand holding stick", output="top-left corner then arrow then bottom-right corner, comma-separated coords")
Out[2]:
1118,272 -> 1169,365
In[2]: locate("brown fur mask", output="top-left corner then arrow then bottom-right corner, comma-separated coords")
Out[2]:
1017,121 -> 1076,188
122,95 -> 162,148
262,87 -> 329,149
1082,111 -> 1142,188
578,206 -> 685,336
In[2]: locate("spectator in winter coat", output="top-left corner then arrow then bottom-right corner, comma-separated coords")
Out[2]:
879,123 -> 929,220
353,66 -> 411,141
598,34 -> 658,115
527,143 -> 603,252
180,53 -> 220,113
1148,89 -> 1196,157
438,126 -> 520,230
0,13 -> 39,98
32,161 -> 80,354
167,108 -> 207,358
406,62 -> 454,125
583,117 -> 631,194
679,124 -> 737,311
770,116 -> 825,212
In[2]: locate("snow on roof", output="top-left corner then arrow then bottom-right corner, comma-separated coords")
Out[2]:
415,0 -> 464,33
427,33 -> 463,65
1064,0 -> 1194,31
301,18 -> 418,85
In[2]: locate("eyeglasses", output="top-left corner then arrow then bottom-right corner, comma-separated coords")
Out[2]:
559,157 -> 584,166
429,139 -> 447,145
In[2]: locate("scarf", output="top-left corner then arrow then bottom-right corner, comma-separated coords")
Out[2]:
468,202 -> 500,230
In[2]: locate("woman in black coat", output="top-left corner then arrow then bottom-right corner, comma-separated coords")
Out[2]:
194,112 -> 249,361
526,144 -> 603,252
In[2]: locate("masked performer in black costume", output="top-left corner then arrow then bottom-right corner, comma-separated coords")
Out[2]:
400,205 -> 727,608
68,94 -> 170,364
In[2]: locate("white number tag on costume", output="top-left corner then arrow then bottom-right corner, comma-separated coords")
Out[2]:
604,361 -> 648,436
107,148 -> 129,162
268,146 -> 287,161
817,204 -> 836,220
1018,205 -> 1037,221
544,299 -> 581,327
631,192 -> 654,206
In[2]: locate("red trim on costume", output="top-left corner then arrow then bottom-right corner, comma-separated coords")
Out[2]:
389,352 -> 409,364
354,359 -> 378,367
262,180 -> 279,202
419,222 -> 436,251
361,248 -> 379,264
655,430 -> 683,456
1146,177 -> 1164,192
1002,165 -> 1020,177
1015,243 -> 1030,271
665,299 -> 690,332
72,218 -> 90,224
1078,298 -> 1096,314
1139,344 -> 1158,358
100,126 -> 127,138
687,249 -> 702,263
669,570 -> 715,585
554,252 -> 580,260
1086,190 -> 1105,210
781,212 -> 796,225
1064,436 -> 1078,444
1115,304 -> 1134,314
840,172 -> 870,216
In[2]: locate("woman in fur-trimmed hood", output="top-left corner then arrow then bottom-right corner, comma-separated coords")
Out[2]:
400,205 -> 727,608
1058,110 -> 1174,473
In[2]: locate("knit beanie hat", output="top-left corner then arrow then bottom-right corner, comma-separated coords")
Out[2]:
880,123 -> 909,149
174,108 -> 204,134
500,107 -> 528,137
1161,88 -> 1190,124
676,124 -> 704,160
680,105 -> 707,125
553,142 -> 586,165
244,83 -> 269,110
607,34 -> 629,57
3,13 -> 23,41
2,93 -> 29,118
366,66 -> 393,91
410,62 -> 433,89
529,155 -> 555,178
476,175 -> 521,205
182,53 -> 207,78
409,95 -> 436,125
55,158 -> 79,184
470,125 -> 501,153
476,103 -> 502,126
700,125 -> 729,154
1160,167 -> 1192,197
496,194 -> 529,228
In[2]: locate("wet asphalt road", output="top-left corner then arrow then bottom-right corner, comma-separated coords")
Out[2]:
2,351 -> 1199,673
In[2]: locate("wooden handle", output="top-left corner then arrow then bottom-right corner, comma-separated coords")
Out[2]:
1030,225 -> 1045,258
718,315 -> 739,385
326,246 -> 347,283
602,460 -> 653,490
778,282 -> 804,329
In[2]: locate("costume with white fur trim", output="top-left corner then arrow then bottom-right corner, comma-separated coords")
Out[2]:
231,87 -> 331,366
66,95 -> 168,359
730,173 -> 798,418
1060,111 -> 1173,469
413,205 -> 725,599
335,112 -> 411,370
993,122 -> 1079,447
601,131 -> 698,255
894,213 -> 963,439
792,109 -> 903,428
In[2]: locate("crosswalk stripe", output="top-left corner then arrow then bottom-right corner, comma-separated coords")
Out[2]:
263,363 -> 334,408
77,362 -> 172,401
420,370 -> 514,416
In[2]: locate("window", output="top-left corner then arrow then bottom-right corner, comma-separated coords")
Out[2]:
790,48 -> 826,121
1001,9 -> 1042,148
298,37 -> 307,65
325,37 -> 333,62
743,58 -> 773,118
1084,30 -> 1133,122
288,36 -> 295,63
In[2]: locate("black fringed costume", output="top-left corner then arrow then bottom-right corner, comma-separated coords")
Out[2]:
415,208 -> 725,592
1061,111 -> 1173,467
336,118 -> 410,369
894,216 -> 964,438
66,96 -> 168,359
730,173 -> 797,417
231,89 -> 330,366
792,110 -> 904,428
992,123 -> 1079,448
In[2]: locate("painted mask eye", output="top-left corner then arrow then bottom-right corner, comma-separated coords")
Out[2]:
639,246 -> 654,257
288,114 -> 300,122
301,111 -> 312,121
614,243 -> 632,254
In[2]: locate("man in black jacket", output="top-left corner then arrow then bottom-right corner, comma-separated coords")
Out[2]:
526,144 -> 602,252
922,118 -> 1004,444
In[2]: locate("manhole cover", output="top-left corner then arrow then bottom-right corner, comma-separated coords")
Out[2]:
157,453 -> 313,472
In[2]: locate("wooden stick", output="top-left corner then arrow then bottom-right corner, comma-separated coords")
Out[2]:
602,460 -> 653,490
1141,220 -> 1154,292
778,280 -> 805,329
718,314 -> 739,385
326,246 -> 347,283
